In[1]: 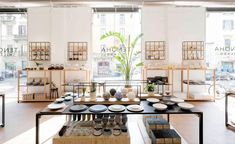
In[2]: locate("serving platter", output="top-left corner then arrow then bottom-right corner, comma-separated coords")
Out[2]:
152,103 -> 167,111
48,103 -> 66,110
178,102 -> 194,110
89,105 -> 107,113
126,105 -> 144,112
69,105 -> 88,112
108,105 -> 126,112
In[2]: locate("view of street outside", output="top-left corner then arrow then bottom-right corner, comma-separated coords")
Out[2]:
206,11 -> 235,97
0,13 -> 27,97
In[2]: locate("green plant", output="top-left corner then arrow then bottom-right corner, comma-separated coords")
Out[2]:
34,62 -> 42,67
145,83 -> 155,92
100,32 -> 143,87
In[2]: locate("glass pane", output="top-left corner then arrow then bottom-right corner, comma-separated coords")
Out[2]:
0,13 -> 27,97
92,12 -> 141,81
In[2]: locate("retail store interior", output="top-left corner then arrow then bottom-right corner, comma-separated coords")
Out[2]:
0,0 -> 235,144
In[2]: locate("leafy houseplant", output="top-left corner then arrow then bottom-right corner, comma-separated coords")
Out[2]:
145,83 -> 155,96
100,32 -> 143,87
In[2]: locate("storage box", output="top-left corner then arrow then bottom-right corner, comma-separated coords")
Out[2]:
149,129 -> 181,144
146,118 -> 170,134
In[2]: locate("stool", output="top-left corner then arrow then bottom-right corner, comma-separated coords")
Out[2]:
50,87 -> 59,99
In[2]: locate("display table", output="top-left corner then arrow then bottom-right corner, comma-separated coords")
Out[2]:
36,100 -> 203,144
0,92 -> 5,127
225,92 -> 235,129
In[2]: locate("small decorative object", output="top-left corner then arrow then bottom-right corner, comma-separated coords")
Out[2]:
103,92 -> 110,100
109,88 -> 116,96
121,88 -> 129,97
90,82 -> 97,101
126,91 -> 136,101
145,83 -> 155,96
114,91 -> 123,101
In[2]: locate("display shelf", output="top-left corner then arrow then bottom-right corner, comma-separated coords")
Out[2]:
182,41 -> 204,60
145,41 -> 166,60
67,42 -> 88,61
36,101 -> 203,144
182,80 -> 211,85
29,42 -> 51,61
18,70 -> 52,103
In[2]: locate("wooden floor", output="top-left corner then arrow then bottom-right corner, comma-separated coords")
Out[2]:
0,97 -> 235,144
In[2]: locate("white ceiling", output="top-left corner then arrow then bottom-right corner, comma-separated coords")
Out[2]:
0,0 -> 235,8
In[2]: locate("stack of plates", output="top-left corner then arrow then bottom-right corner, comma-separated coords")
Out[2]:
178,102 -> 194,110
48,103 -> 66,110
170,98 -> 184,103
55,98 -> 64,103
89,105 -> 107,113
65,96 -> 73,101
126,105 -> 144,112
69,105 -> 88,112
153,103 -> 167,111
108,105 -> 125,112
147,98 -> 160,103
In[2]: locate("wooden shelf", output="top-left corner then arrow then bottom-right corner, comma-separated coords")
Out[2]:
182,41 -> 204,60
145,41 -> 166,60
29,42 -> 51,61
67,42 -> 88,61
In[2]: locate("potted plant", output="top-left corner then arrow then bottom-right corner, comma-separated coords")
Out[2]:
100,32 -> 143,88
90,82 -> 97,101
145,83 -> 155,96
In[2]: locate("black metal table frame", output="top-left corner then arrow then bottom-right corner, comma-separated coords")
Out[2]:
0,93 -> 5,127
225,92 -> 235,128
36,101 -> 203,144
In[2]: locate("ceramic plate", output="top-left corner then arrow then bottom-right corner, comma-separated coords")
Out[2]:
170,98 -> 184,103
69,105 -> 88,112
65,96 -> 73,101
108,105 -> 125,112
147,98 -> 160,103
89,105 -> 107,113
126,105 -> 144,112
48,103 -> 66,110
55,98 -> 64,103
178,102 -> 194,110
153,103 -> 167,111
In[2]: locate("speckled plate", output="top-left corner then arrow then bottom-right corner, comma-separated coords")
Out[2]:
89,105 -> 107,113
69,105 -> 88,112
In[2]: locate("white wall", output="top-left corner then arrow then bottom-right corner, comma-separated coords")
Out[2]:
142,6 -> 206,92
28,7 -> 92,67
27,6 -> 206,92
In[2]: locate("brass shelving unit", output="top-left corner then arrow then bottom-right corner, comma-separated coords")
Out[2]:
145,41 -> 165,60
182,41 -> 204,60
67,42 -> 88,61
29,42 -> 50,61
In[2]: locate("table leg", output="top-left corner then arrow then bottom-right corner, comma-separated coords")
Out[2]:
199,113 -> 203,144
167,114 -> 170,122
225,94 -> 228,127
2,94 -> 5,127
36,114 -> 40,144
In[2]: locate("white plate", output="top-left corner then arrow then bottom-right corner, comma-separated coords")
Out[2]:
152,103 -> 167,111
170,98 -> 184,103
48,103 -> 66,110
108,105 -> 125,112
65,96 -> 73,100
55,98 -> 64,102
178,102 -> 194,110
147,98 -> 160,103
127,105 -> 144,112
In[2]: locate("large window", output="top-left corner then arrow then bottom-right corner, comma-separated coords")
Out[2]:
0,12 -> 27,97
206,11 -> 235,89
92,9 -> 141,81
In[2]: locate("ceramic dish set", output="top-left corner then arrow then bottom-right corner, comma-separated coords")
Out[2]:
60,114 -> 128,137
147,97 -> 194,111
